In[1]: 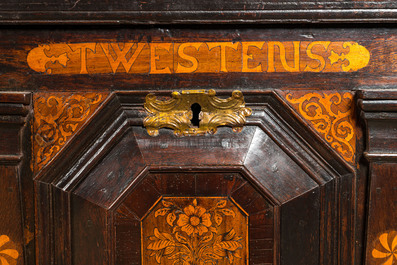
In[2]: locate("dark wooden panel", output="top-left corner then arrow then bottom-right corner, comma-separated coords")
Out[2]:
358,89 -> 397,264
365,163 -> 397,263
71,195 -> 108,265
0,165 -> 24,265
134,126 -> 256,167
244,127 -> 318,203
280,188 -> 320,265
73,128 -> 146,209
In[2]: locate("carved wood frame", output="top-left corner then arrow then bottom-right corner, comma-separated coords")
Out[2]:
32,90 -> 354,265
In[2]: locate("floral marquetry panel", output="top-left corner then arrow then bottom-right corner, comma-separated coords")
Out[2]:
142,197 -> 248,265
32,92 -> 108,172
112,172 -> 275,265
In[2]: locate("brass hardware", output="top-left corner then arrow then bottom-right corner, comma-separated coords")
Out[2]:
143,90 -> 252,136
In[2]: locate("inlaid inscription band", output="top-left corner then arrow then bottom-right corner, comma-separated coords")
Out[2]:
27,41 -> 370,75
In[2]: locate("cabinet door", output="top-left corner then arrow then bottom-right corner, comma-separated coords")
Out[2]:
34,91 -> 353,265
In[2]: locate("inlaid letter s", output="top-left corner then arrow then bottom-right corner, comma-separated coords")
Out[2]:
176,43 -> 203,73
304,41 -> 331,72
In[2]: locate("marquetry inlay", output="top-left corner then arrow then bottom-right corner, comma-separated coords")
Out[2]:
32,92 -> 108,172
0,235 -> 19,265
27,42 -> 370,75
372,231 -> 397,265
142,197 -> 248,265
283,91 -> 356,163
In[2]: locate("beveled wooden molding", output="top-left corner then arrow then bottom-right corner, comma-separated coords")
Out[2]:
282,91 -> 356,163
144,90 -> 251,136
1,9 -> 397,24
0,92 -> 31,165
32,92 -> 109,173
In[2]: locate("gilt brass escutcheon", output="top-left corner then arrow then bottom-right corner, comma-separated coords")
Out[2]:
143,90 -> 252,136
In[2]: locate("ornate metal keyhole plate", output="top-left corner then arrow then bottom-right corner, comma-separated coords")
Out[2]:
143,90 -> 252,136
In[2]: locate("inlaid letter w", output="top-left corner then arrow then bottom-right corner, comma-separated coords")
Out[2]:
100,43 -> 146,73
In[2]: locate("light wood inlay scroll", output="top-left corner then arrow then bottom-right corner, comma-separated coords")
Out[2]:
32,92 -> 108,172
283,91 -> 356,163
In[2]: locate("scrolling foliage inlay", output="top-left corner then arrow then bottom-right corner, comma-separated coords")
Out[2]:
142,197 -> 248,265
144,90 -> 252,136
33,92 -> 107,172
372,231 -> 397,265
284,91 -> 356,163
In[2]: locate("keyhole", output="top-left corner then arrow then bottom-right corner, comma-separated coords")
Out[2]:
190,103 -> 201,127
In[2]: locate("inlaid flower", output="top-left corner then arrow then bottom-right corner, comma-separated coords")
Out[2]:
177,199 -> 212,236
372,232 -> 397,265
0,235 -> 19,265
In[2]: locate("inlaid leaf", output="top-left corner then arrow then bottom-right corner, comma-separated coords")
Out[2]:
209,226 -> 217,233
153,228 -> 174,243
155,250 -> 163,263
162,200 -> 174,207
224,229 -> 236,241
216,200 -> 227,208
175,232 -> 188,244
201,232 -> 213,243
193,199 -> 197,206
227,251 -> 234,263
219,241 -> 242,251
172,226 -> 179,234
220,208 -> 235,217
214,212 -> 223,226
162,232 -> 174,242
164,246 -> 176,255
154,228 -> 164,239
155,208 -> 170,217
167,212 -> 176,226
148,240 -> 174,251
203,252 -> 223,260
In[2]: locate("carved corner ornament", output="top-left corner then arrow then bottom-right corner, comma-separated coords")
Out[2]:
0,235 -> 19,265
32,92 -> 108,172
143,90 -> 252,136
372,231 -> 397,265
283,91 -> 356,163
142,197 -> 248,265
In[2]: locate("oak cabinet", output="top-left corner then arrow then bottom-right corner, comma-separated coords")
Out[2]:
0,3 -> 396,265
